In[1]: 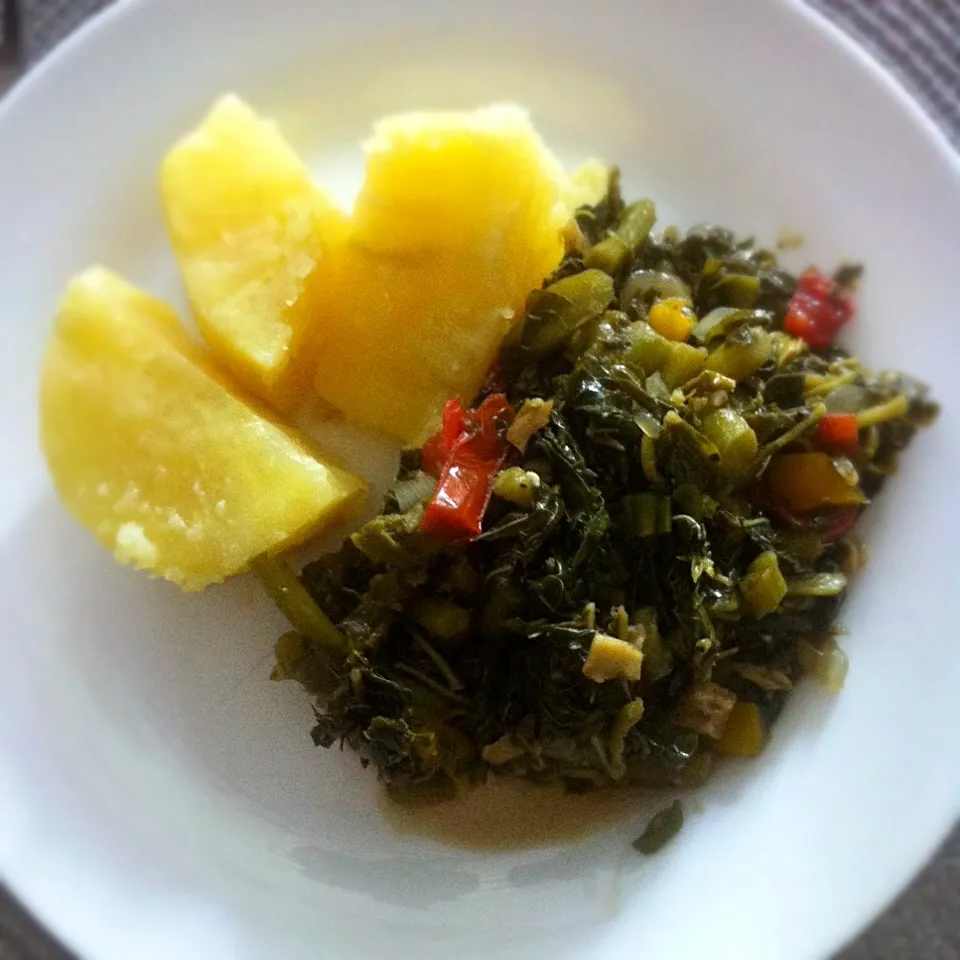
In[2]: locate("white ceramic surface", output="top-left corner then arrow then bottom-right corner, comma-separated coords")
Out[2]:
1,1 -> 959,958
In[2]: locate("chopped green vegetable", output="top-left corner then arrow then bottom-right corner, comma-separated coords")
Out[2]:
706,326 -> 773,381
733,663 -> 793,692
412,599 -> 471,640
522,270 -> 614,355
252,554 -> 347,657
784,571 -> 848,597
700,407 -> 758,481
633,800 -> 684,854
625,492 -> 664,537
264,173 -> 937,809
351,509 -> 424,566
586,200 -> 656,275
855,393 -> 910,428
739,551 -> 787,617
799,636 -> 849,693
690,307 -> 769,345
609,699 -> 646,779
620,269 -> 692,313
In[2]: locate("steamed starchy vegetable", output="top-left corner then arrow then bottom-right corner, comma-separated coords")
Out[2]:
42,100 -> 607,594
310,105 -> 601,445
559,158 -> 610,213
268,171 -> 937,801
163,99 -> 604,439
40,268 -> 365,590
161,94 -> 348,408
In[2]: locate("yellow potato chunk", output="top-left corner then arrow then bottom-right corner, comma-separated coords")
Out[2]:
561,158 -> 610,211
161,94 -> 347,408
39,268 -> 366,590
312,105 -> 574,446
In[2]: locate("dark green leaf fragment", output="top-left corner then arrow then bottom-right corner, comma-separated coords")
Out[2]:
657,411 -> 721,486
633,799 -> 684,854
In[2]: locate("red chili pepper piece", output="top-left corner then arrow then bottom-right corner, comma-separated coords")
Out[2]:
815,413 -> 860,456
422,397 -> 467,475
822,507 -> 860,543
420,393 -> 514,541
465,393 -> 513,459
421,434 -> 446,477
783,268 -> 855,350
419,455 -> 502,540
797,268 -> 832,300
442,397 -> 467,445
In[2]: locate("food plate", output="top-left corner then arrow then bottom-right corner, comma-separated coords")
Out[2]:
1,1 -> 959,958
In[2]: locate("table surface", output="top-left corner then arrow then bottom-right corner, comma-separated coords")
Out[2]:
0,1 -> 958,958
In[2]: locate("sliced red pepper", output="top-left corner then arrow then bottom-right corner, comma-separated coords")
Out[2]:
783,267 -> 855,350
420,393 -> 514,541
421,434 -> 446,477
821,507 -> 860,543
466,393 -> 513,459
815,413 -> 860,456
419,454 -> 503,540
442,397 -> 467,445
796,267 -> 832,300
422,397 -> 467,475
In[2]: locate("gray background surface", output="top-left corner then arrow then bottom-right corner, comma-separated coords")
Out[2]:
0,1 -> 957,958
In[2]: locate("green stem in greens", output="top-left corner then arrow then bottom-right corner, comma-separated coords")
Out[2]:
413,633 -> 465,692
748,403 -> 826,478
250,554 -> 347,659
641,434 -> 666,489
585,199 -> 656,275
804,369 -> 859,399
395,664 -> 471,705
785,572 -> 848,597
855,393 -> 909,428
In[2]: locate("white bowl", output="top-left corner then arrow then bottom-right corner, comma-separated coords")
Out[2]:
1,1 -> 958,958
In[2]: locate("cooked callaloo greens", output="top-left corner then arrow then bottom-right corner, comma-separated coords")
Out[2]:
264,170 -> 937,809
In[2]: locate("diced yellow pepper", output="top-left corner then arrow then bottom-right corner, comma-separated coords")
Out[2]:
648,298 -> 695,342
716,702 -> 766,757
766,452 -> 867,513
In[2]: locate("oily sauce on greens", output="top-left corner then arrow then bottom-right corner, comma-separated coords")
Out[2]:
265,169 -> 938,808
